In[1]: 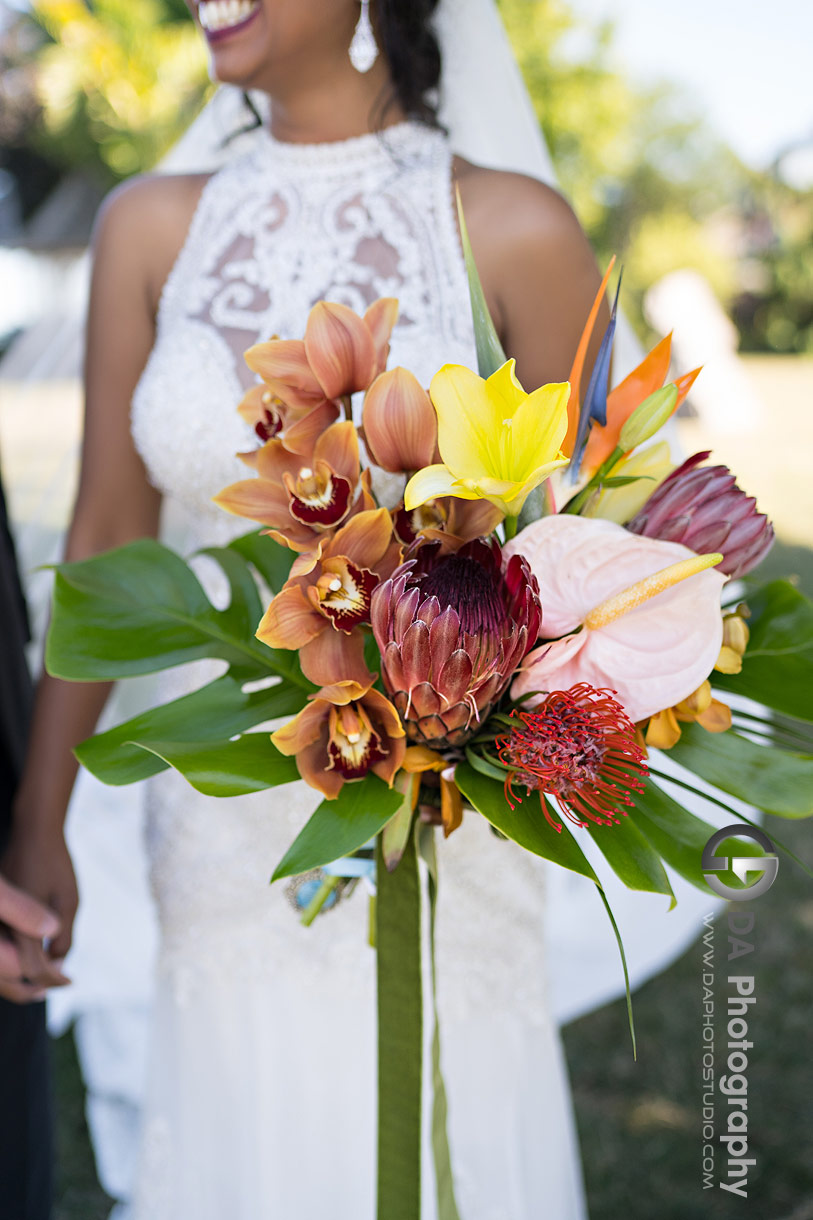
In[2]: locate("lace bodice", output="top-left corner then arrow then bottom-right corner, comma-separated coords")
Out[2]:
132,120 -> 477,542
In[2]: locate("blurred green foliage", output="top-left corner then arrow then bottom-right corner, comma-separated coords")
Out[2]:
11,0 -> 812,352
498,0 -> 740,333
497,0 -> 813,352
731,179 -> 813,354
30,0 -> 209,182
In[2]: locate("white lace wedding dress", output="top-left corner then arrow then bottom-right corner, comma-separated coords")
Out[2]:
129,120 -> 588,1220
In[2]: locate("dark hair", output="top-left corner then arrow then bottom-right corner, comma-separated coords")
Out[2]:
375,0 -> 442,127
229,0 -> 443,143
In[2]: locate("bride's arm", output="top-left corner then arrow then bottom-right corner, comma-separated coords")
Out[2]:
457,165 -> 610,390
1,177 -> 192,997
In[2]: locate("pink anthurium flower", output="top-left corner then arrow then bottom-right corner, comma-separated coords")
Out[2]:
506,515 -> 727,724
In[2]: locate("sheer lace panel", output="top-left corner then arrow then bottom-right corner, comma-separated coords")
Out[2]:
131,122 -> 476,531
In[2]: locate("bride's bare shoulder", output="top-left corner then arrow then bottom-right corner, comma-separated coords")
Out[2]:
91,172 -> 212,316
453,156 -> 584,258
452,157 -> 605,384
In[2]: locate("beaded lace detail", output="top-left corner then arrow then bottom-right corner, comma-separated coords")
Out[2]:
131,120 -> 476,541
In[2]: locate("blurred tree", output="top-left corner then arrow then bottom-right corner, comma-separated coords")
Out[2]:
497,0 -> 740,332
14,0 -> 811,350
30,0 -> 209,183
0,11 -> 62,220
732,176 -> 813,354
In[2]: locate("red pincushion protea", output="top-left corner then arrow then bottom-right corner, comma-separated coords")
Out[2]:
495,684 -> 648,831
370,537 -> 541,749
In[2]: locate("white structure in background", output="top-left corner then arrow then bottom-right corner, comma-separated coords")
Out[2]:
0,249 -> 87,376
645,269 -> 764,434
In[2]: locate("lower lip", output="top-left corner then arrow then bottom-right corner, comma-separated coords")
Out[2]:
200,3 -> 261,45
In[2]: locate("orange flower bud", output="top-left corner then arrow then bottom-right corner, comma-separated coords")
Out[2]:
362,367 -> 438,473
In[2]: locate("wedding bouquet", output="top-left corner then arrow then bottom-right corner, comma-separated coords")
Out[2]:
47,236 -> 813,1219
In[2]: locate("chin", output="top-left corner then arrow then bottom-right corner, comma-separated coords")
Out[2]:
193,0 -> 270,86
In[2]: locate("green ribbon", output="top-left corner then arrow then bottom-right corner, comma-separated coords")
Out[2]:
418,825 -> 463,1220
375,825 -> 463,1220
375,830 -> 423,1219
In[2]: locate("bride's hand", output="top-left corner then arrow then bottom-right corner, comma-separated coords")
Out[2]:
0,821 -> 76,1003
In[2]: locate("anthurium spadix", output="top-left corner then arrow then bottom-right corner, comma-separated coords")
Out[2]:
507,515 -> 727,723
404,360 -> 569,519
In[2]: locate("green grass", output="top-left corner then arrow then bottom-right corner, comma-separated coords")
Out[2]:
52,540 -> 813,1218
564,811 -> 813,1218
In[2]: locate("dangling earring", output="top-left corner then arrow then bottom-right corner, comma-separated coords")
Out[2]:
349,0 -> 378,73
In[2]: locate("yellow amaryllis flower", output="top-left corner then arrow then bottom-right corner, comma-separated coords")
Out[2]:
404,360 -> 569,518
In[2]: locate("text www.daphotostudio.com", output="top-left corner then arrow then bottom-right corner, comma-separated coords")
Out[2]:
700,824 -> 779,1197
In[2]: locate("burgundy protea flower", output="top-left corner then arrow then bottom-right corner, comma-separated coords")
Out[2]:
370,537 -> 541,749
495,684 -> 648,831
628,451 -> 774,579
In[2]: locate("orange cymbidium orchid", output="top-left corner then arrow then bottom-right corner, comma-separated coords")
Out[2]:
237,387 -> 340,462
237,384 -> 286,443
257,508 -> 401,687
244,298 -> 398,410
362,367 -> 438,473
391,495 -> 503,550
215,420 -> 373,552
271,680 -> 406,800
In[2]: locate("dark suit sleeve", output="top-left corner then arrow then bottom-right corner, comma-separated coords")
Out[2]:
0,466 -> 54,1220
0,473 -> 33,799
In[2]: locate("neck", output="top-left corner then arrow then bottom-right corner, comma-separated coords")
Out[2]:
264,59 -> 406,145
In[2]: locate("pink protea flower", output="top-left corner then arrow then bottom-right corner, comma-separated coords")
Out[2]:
495,684 -> 648,831
370,537 -> 541,749
628,451 -> 774,578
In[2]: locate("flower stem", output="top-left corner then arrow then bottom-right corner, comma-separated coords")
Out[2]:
503,515 -> 519,541
562,445 -> 625,515
299,875 -> 340,927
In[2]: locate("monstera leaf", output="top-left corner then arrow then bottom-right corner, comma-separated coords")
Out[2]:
47,530 -> 310,794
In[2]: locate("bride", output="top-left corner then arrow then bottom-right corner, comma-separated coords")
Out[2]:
5,0 -> 611,1215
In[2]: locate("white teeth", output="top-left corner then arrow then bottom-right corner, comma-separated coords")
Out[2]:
198,0 -> 259,33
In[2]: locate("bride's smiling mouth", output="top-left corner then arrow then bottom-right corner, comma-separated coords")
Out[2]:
196,0 -> 261,43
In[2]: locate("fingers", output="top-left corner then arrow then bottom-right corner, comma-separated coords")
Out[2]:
46,894 -> 78,962
0,976 -> 48,1004
0,936 -> 22,982
13,934 -> 71,992
47,926 -> 74,961
0,875 -> 61,941
0,934 -> 59,1004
